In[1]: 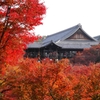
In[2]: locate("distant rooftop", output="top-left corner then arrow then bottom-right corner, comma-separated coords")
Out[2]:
94,35 -> 100,42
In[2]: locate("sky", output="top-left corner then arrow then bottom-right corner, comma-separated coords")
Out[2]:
35,0 -> 100,37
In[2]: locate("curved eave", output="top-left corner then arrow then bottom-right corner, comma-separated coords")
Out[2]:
41,41 -> 62,48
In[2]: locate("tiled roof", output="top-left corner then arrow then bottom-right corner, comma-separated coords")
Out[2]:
56,41 -> 98,49
42,24 -> 80,43
42,23 -> 96,43
27,41 -> 52,48
94,35 -> 100,42
28,24 -> 99,49
27,42 -> 41,48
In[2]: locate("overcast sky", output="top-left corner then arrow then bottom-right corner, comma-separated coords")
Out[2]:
35,0 -> 100,37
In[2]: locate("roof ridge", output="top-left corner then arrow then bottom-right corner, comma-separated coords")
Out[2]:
47,23 -> 81,37
61,24 -> 80,40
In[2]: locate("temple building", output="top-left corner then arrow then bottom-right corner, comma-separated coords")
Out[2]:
25,24 -> 99,59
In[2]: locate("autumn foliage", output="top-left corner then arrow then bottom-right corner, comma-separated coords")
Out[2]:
0,0 -> 46,70
0,58 -> 100,100
71,44 -> 100,65
0,1 -> 100,100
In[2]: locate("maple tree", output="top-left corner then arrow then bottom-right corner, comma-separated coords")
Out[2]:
0,1 -> 100,100
0,58 -> 100,100
0,0 -> 46,71
71,44 -> 100,65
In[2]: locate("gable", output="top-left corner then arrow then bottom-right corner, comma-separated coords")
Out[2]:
66,29 -> 93,41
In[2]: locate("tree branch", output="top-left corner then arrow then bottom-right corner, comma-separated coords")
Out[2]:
0,6 -> 11,43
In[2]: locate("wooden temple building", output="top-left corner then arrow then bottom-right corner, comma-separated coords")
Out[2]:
25,24 -> 99,59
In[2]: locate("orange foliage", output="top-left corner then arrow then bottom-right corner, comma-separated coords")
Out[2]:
0,58 -> 100,100
71,44 -> 100,65
0,1 -> 100,100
